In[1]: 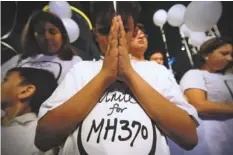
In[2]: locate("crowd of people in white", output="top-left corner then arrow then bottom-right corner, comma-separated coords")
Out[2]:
1,2 -> 233,155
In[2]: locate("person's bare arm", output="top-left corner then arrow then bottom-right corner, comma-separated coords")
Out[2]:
35,17 -> 120,152
117,16 -> 197,150
35,72 -> 110,151
124,70 -> 198,150
185,89 -> 233,117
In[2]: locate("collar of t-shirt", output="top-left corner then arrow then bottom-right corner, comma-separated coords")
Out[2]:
8,113 -> 37,126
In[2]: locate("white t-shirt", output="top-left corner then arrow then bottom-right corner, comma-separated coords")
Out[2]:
180,69 -> 233,155
1,113 -> 54,155
38,60 -> 198,155
1,54 -> 82,84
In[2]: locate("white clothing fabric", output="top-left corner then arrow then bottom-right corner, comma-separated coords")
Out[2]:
179,69 -> 233,155
38,60 -> 198,155
1,54 -> 82,84
1,113 -> 54,155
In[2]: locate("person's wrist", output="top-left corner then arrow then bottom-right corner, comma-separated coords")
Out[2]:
123,67 -> 136,85
98,70 -> 115,88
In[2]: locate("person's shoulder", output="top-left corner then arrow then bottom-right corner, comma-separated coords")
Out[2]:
148,61 -> 173,75
135,61 -> 174,81
180,69 -> 209,92
181,69 -> 201,82
187,69 -> 202,73
72,60 -> 102,70
180,69 -> 206,86
138,60 -> 167,71
183,69 -> 204,77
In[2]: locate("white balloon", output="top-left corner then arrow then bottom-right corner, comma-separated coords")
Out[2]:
189,32 -> 207,47
202,36 -> 217,46
49,1 -> 72,18
180,24 -> 193,38
203,36 -> 216,44
153,9 -> 167,28
184,1 -> 222,32
61,18 -> 80,43
167,4 -> 186,27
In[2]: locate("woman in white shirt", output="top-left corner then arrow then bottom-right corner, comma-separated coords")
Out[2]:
129,24 -> 148,61
179,37 -> 233,155
2,11 -> 82,84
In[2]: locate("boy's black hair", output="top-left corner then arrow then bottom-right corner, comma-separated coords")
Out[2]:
7,67 -> 58,115
90,2 -> 141,26
149,49 -> 164,58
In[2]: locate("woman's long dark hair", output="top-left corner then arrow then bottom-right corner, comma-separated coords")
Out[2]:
20,11 -> 74,61
193,36 -> 233,73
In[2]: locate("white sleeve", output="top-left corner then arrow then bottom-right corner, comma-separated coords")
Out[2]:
1,55 -> 20,81
180,70 -> 207,93
159,67 -> 199,126
38,63 -> 84,120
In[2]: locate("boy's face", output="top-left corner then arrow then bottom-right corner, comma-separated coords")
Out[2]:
94,15 -> 135,55
1,71 -> 35,108
1,71 -> 22,106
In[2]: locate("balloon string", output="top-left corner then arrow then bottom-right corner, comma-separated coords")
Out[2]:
160,27 -> 173,72
113,1 -> 117,15
213,25 -> 221,37
1,1 -> 18,40
183,39 -> 194,67
180,29 -> 194,67
191,47 -> 198,55
208,29 -> 216,38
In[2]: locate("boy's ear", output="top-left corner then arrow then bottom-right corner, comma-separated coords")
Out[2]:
18,85 -> 36,100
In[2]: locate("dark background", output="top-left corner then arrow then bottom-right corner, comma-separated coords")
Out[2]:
1,1 -> 233,82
